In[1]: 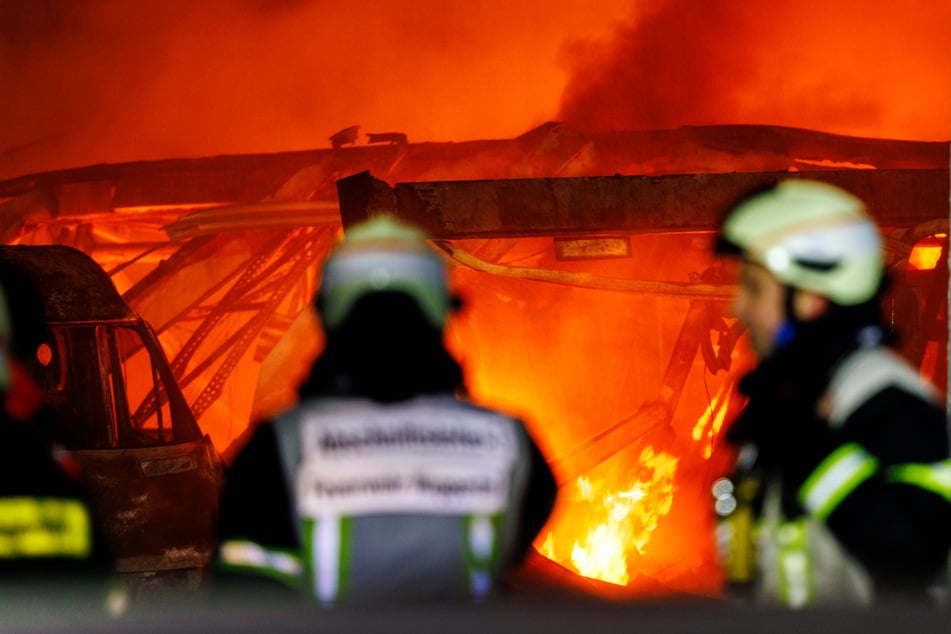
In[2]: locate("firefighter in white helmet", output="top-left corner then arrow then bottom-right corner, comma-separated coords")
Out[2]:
214,215 -> 556,605
714,179 -> 951,607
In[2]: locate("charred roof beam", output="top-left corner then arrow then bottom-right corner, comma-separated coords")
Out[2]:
337,169 -> 949,239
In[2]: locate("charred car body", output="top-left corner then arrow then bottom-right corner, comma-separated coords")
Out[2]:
0,245 -> 222,587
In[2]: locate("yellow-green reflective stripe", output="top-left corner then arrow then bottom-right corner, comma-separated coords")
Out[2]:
219,539 -> 304,587
0,497 -> 90,558
887,460 -> 951,502
799,443 -> 878,521
464,514 -> 497,598
776,519 -> 813,608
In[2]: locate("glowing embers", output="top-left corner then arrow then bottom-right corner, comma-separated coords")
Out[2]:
790,158 -> 876,170
538,446 -> 678,586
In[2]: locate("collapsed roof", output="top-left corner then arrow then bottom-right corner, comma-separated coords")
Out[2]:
0,122 -> 947,597
0,123 -> 946,457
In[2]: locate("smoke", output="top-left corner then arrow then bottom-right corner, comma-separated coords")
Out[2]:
556,0 -> 951,140
0,0 -> 947,181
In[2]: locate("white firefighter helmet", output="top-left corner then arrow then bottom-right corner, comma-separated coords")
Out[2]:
317,214 -> 451,330
718,179 -> 884,306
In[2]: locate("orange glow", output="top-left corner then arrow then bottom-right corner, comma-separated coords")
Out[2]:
445,233 -> 739,597
908,235 -> 947,271
0,1 -> 632,181
1,0 -> 947,602
5,149 -> 943,601
557,1 -> 951,142
1,1 -> 948,182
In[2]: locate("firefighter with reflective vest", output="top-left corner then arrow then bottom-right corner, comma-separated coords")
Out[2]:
714,179 -> 951,607
0,265 -> 117,617
214,215 -> 557,605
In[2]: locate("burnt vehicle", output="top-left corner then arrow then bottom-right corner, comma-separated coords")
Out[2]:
0,244 -> 223,590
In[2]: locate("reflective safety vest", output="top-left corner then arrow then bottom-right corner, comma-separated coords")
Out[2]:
800,445 -> 951,520
0,493 -> 125,619
0,497 -> 92,559
754,484 -> 875,607
751,456 -> 951,608
761,348 -> 950,607
218,394 -> 535,604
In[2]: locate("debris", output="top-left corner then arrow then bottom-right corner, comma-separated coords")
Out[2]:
366,131 -> 408,145
329,125 -> 360,149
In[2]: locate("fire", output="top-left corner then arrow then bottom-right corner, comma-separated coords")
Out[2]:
2,0 -> 945,598
444,233 -> 738,597
538,446 -> 679,586
691,380 -> 733,460
908,235 -> 947,271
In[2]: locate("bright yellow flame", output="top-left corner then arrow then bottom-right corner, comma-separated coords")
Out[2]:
909,243 -> 944,270
539,532 -> 555,560
547,446 -> 679,586
571,519 -> 633,585
578,475 -> 594,500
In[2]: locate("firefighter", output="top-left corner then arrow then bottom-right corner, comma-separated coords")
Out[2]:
214,215 -> 557,606
713,179 -> 951,607
0,266 -> 118,620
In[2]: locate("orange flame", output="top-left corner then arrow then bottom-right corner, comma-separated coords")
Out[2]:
538,446 -> 679,586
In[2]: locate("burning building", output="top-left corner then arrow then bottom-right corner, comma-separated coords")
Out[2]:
0,122 -> 946,597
